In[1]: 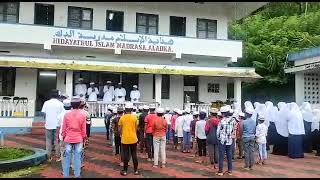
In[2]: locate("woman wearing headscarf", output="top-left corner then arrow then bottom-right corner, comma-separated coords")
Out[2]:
311,109 -> 320,156
245,101 -> 257,121
287,102 -> 305,158
272,102 -> 289,156
300,102 -> 314,153
264,101 -> 274,151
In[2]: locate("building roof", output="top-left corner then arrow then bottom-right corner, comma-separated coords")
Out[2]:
288,46 -> 320,61
0,55 -> 262,79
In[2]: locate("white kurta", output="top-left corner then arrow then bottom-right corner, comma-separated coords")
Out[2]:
75,83 -> 87,97
130,90 -> 140,102
114,88 -> 126,102
87,87 -> 99,102
103,85 -> 114,103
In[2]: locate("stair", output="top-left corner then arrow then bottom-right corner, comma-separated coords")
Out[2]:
31,121 -> 45,135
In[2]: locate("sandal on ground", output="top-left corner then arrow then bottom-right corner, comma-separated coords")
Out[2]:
216,172 -> 223,176
134,171 -> 140,175
120,171 -> 128,176
227,171 -> 233,175
152,165 -> 158,168
161,164 -> 166,168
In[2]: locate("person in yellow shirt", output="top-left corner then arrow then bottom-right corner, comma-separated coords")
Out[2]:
118,102 -> 139,176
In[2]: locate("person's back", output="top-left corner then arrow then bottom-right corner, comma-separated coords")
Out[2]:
183,114 -> 193,132
62,109 -> 87,143
206,117 -> 219,145
153,116 -> 167,137
242,117 -> 256,139
256,123 -> 267,144
42,98 -> 64,130
145,113 -> 157,134
176,116 -> 184,138
119,114 -> 138,144
139,112 -> 147,131
195,119 -> 206,140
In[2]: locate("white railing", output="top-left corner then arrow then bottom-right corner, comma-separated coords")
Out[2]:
184,103 -> 212,115
86,101 -> 159,118
0,98 -> 35,117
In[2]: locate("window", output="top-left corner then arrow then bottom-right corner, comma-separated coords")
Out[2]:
0,68 -> 15,96
68,6 -> 93,29
208,83 -> 219,93
197,18 -> 217,39
136,13 -> 158,35
0,2 -> 19,23
34,3 -> 54,26
170,16 -> 186,36
153,75 -> 170,99
106,10 -> 123,31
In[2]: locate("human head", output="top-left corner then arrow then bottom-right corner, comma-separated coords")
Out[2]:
133,106 -> 137,112
79,100 -> 86,109
71,96 -> 81,109
106,80 -> 112,86
124,102 -> 133,113
78,78 -> 83,84
117,107 -> 124,115
133,85 -> 138,90
258,115 -> 265,124
193,111 -> 199,119
51,89 -> 59,99
117,83 -> 122,88
220,106 -> 230,117
149,104 -> 156,113
239,112 -> 245,120
138,106 -> 143,113
210,108 -> 218,117
199,109 -> 207,119
107,104 -> 113,112
165,107 -> 170,113
185,108 -> 191,114
63,99 -> 71,110
143,105 -> 149,113
89,82 -> 95,87
245,107 -> 254,119
177,110 -> 182,116
112,108 -> 118,115
156,107 -> 165,117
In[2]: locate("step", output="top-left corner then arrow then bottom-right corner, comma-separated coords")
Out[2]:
31,121 -> 45,135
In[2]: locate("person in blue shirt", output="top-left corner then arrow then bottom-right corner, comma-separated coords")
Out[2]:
241,107 -> 256,170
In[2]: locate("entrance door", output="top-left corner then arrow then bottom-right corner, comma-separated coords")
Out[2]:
36,70 -> 57,112
121,73 -> 139,101
184,76 -> 199,103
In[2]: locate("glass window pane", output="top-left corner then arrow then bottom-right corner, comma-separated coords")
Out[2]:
7,3 -> 17,15
208,31 -> 216,39
148,16 -> 157,26
69,19 -> 81,27
148,26 -> 157,34
6,15 -> 17,23
208,21 -> 217,31
137,25 -> 146,34
137,14 -> 147,25
82,9 -> 91,21
198,30 -> 207,38
69,8 -> 81,20
197,20 -> 206,31
0,14 -> 4,22
81,20 -> 91,29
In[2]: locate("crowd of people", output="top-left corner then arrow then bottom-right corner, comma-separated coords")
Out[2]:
41,89 -> 320,178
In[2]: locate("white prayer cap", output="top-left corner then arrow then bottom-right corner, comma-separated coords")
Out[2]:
143,105 -> 149,110
118,82 -> 122,85
63,99 -> 71,107
107,104 -> 113,109
89,82 -> 95,85
125,102 -> 133,109
217,112 -> 222,116
177,110 -> 183,115
165,107 -> 170,111
210,108 -> 218,113
258,115 -> 265,121
112,108 -> 117,114
107,81 -> 112,83
229,109 -> 234,114
78,78 -> 83,81
133,106 -> 137,110
245,107 -> 255,115
149,104 -> 156,109
226,105 -> 232,112
173,108 -> 178,112
138,106 -> 143,110
181,110 -> 186,114
200,109 -> 207,114
239,112 -> 245,117
133,85 -> 138,88
193,111 -> 199,115
185,108 -> 191,114
220,106 -> 229,113
156,107 -> 165,114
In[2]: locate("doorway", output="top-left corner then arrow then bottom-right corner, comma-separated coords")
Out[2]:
36,70 -> 57,112
184,76 -> 199,103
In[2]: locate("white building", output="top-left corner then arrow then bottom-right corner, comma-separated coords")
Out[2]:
0,2 -> 265,134
285,46 -> 320,108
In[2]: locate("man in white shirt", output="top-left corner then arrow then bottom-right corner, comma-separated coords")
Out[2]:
195,109 -> 207,163
41,89 -> 65,162
130,85 -> 140,103
74,78 -> 87,98
164,107 -> 172,142
114,83 -> 126,102
182,108 -> 193,153
175,110 -> 185,151
103,81 -> 114,103
87,82 -> 99,102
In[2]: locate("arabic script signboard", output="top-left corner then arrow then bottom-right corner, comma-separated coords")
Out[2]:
305,62 -> 320,70
52,29 -> 175,54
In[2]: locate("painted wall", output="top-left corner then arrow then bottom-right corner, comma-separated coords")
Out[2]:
56,70 -> 66,95
19,2 -> 231,39
198,76 -> 228,103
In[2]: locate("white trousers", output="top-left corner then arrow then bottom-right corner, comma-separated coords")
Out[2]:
153,136 -> 166,166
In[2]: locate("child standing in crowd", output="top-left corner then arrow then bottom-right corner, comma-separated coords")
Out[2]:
171,109 -> 179,149
182,108 -> 193,153
236,112 -> 245,159
256,116 -> 268,165
145,104 -> 157,161
164,107 -> 172,144
138,105 -> 149,154
104,105 -> 113,141
175,110 -> 185,151
112,107 -> 124,166
190,111 -> 199,157
195,110 -> 207,164
152,107 -> 167,168
205,108 -> 219,169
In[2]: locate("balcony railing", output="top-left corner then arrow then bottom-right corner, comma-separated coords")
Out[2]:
0,97 -> 35,117
86,101 -> 159,118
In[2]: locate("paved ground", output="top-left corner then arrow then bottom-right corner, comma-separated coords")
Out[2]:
3,133 -> 320,178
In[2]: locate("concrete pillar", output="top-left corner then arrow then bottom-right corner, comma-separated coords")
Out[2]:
295,72 -> 304,105
234,78 -> 242,108
155,74 -> 162,105
65,70 -> 73,98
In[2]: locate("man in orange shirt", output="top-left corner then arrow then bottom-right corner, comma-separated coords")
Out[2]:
144,104 -> 157,161
118,102 -> 139,176
152,107 -> 167,168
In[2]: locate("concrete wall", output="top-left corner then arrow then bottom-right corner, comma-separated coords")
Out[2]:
198,76 -> 227,103
295,72 -> 304,105
19,2 -> 230,39
56,70 -> 66,95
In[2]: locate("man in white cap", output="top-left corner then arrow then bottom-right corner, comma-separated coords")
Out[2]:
144,104 -> 157,161
138,105 -> 149,153
164,107 -> 172,143
182,108 -> 193,153
87,82 -> 99,102
152,107 -> 167,168
74,78 -> 87,97
114,83 -> 126,102
130,85 -> 140,103
175,109 -> 185,151
103,81 -> 114,103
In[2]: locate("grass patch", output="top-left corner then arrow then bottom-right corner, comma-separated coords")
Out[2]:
0,165 -> 43,178
0,146 -> 34,161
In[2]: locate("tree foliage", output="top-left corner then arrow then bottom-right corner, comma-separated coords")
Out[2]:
228,2 -> 320,102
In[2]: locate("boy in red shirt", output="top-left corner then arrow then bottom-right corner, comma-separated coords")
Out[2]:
144,104 -> 157,161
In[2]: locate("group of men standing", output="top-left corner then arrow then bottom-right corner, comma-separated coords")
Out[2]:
74,78 -> 141,103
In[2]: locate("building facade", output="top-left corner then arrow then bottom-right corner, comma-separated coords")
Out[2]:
285,46 -> 320,108
0,2 -> 265,134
